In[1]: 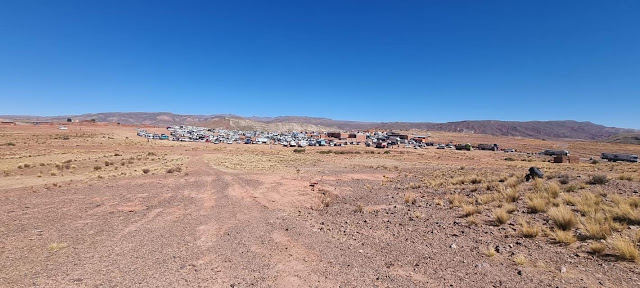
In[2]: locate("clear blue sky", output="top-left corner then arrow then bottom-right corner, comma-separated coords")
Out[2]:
1,1 -> 638,128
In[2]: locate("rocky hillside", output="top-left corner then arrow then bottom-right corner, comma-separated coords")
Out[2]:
2,112 -> 637,140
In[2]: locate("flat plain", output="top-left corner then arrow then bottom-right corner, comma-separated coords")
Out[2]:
2,123 -> 640,287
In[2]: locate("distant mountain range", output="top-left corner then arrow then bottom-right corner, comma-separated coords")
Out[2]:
1,112 -> 638,141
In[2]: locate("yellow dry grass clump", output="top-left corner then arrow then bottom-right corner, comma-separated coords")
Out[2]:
493,208 -> 510,225
610,236 -> 639,262
519,220 -> 541,238
548,205 -> 578,231
553,229 -> 577,245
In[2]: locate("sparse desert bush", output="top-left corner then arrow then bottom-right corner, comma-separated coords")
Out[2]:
548,206 -> 578,231
64,163 -> 71,170
49,170 -> 58,176
589,242 -> 607,254
121,161 -> 126,166
127,159 -> 135,164
412,211 -> 423,219
4,142 -> 16,146
483,245 -> 497,257
553,229 -> 577,245
588,175 -> 609,185
610,236 -> 639,261
55,163 -> 63,170
404,194 -> 417,205
104,160 -> 112,166
142,168 -> 150,174
504,157 -> 516,161
39,162 -> 45,166
559,176 -> 570,185
70,165 -> 77,169
462,204 -> 481,216
93,165 -> 102,171
354,203 -> 364,213
63,159 -> 73,164
17,164 -> 24,169
513,255 -> 527,265
3,169 -> 10,176
114,153 -> 122,156
493,208 -> 510,225
293,148 -> 305,153
520,221 -> 542,238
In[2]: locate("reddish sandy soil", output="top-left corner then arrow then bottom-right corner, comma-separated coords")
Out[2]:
1,123 -> 640,287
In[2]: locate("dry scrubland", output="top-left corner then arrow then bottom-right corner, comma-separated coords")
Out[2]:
1,124 -> 640,287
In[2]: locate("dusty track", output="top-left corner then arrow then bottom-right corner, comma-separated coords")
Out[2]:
1,154 -> 334,287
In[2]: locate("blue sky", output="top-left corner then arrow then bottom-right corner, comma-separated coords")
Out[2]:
1,1 -> 638,128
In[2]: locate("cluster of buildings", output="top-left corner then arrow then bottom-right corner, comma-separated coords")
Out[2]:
135,126 -> 639,163
136,126 -> 433,147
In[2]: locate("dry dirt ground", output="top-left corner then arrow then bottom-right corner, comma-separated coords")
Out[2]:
1,123 -> 640,287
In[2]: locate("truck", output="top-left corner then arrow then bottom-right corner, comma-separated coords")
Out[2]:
477,144 -> 499,151
539,150 -> 569,156
455,143 -> 473,151
601,153 -> 639,163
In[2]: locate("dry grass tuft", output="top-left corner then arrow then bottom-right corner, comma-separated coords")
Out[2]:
48,242 -> 67,252
404,193 -> 417,205
548,206 -> 578,231
493,208 -> 510,225
526,197 -> 549,213
519,220 -> 541,238
582,214 -> 612,240
576,191 -> 602,216
513,255 -> 527,265
93,165 -> 102,171
462,204 -> 481,217
502,203 -> 517,214
618,174 -> 635,181
503,188 -> 520,203
466,215 -> 479,226
589,242 -> 607,254
448,194 -> 470,208
610,236 -> 639,262
483,245 -> 497,257
553,229 -> 577,245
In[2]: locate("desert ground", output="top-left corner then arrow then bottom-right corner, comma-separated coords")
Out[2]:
2,123 -> 640,287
